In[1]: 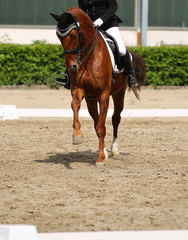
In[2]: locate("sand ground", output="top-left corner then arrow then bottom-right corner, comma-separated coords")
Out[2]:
0,86 -> 188,233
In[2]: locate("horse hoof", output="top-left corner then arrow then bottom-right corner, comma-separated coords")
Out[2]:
95,161 -> 106,167
112,151 -> 119,156
72,135 -> 84,145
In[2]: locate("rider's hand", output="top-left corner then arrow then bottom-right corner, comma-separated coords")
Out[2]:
93,18 -> 103,27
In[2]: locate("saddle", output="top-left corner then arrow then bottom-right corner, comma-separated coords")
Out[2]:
100,30 -> 122,71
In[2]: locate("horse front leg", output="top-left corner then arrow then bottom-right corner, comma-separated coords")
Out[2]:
111,86 -> 126,155
95,92 -> 110,166
85,97 -> 99,129
71,90 -> 84,145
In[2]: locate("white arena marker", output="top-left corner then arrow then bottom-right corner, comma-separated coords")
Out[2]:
0,105 -> 19,121
16,108 -> 188,118
0,225 -> 38,240
38,230 -> 188,240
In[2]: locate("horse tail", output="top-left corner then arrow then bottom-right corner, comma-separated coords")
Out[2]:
129,50 -> 146,100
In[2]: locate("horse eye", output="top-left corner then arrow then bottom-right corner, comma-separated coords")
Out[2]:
71,34 -> 77,40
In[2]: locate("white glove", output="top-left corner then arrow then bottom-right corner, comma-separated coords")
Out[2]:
93,18 -> 103,27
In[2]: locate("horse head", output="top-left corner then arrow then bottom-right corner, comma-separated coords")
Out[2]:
51,8 -> 95,71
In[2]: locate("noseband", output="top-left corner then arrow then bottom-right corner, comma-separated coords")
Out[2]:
57,11 -> 98,65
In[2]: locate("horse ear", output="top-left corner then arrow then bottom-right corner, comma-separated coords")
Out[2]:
50,13 -> 61,22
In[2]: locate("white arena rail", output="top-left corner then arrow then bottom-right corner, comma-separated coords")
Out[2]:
0,225 -> 188,240
1,105 -> 188,120
16,108 -> 188,118
38,230 -> 188,240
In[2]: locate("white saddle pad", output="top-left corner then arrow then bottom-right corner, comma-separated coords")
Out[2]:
99,31 -> 124,74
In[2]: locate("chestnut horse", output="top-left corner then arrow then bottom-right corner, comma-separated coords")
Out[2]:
51,7 -> 146,166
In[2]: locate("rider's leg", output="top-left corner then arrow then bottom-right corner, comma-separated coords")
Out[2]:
121,51 -> 138,88
106,27 -> 138,88
56,69 -> 70,89
106,26 -> 126,56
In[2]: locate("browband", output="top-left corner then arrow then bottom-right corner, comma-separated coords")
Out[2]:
56,23 -> 77,37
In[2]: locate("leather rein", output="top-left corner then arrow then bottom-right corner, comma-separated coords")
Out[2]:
57,11 -> 98,66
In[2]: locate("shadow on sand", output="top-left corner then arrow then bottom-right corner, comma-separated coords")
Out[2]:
35,150 -> 130,169
35,150 -> 97,169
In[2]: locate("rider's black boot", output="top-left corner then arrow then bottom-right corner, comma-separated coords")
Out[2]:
56,69 -> 70,89
121,51 -> 138,88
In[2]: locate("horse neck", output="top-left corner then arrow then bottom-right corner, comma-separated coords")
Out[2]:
71,9 -> 100,61
82,25 -> 96,44
71,9 -> 96,45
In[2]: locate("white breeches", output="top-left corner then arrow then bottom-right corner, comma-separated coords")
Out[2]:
106,27 -> 126,56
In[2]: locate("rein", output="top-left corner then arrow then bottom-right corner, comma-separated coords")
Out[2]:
78,28 -> 98,65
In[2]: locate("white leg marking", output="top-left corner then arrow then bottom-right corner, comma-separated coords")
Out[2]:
111,137 -> 119,155
104,148 -> 108,160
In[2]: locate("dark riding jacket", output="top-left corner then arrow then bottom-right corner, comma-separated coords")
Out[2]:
78,0 -> 122,31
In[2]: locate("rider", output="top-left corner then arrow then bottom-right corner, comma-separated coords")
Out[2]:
56,0 -> 138,89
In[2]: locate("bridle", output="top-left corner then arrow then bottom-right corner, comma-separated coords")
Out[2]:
56,11 -> 98,66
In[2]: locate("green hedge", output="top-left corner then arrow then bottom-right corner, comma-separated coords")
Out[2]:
0,43 -> 65,88
131,46 -> 188,86
0,43 -> 188,87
